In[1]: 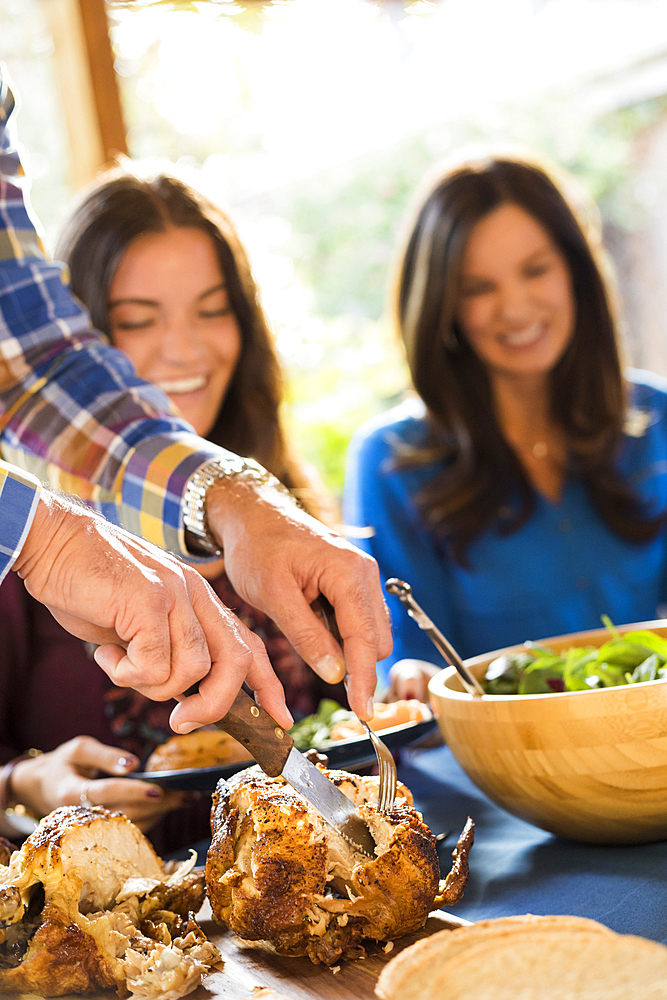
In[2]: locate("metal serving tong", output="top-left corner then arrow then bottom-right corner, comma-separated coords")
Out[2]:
384,578 -> 485,697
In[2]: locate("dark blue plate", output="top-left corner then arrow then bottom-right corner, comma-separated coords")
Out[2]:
126,714 -> 438,791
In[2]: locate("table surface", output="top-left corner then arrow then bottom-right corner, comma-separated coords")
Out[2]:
20,743 -> 667,998
400,743 -> 667,944
192,906 -> 469,999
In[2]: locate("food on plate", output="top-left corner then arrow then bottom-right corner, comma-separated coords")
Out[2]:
145,728 -> 253,771
375,913 -> 667,999
289,698 -> 431,750
0,805 -> 220,998
483,619 -> 667,695
206,762 -> 473,966
329,700 -> 431,742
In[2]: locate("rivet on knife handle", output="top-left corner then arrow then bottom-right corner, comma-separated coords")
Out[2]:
220,689 -> 296,776
183,685 -> 294,776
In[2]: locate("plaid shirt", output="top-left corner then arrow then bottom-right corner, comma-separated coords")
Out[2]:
0,460 -> 40,582
0,66 -> 227,557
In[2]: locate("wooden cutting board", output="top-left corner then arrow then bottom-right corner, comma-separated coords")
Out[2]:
28,905 -> 470,1000
193,907 -> 471,1000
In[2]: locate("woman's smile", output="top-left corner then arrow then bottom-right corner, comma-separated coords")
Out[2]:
499,321 -> 548,349
155,374 -> 209,396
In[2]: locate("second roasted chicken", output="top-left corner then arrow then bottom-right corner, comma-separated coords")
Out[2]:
0,805 -> 220,998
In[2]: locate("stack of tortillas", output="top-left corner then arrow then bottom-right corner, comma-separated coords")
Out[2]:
375,914 -> 667,999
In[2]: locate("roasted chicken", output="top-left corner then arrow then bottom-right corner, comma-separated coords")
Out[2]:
0,805 -> 220,998
206,763 -> 473,966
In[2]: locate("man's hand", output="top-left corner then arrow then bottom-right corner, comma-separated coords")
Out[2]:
13,489 -> 291,733
206,477 -> 392,720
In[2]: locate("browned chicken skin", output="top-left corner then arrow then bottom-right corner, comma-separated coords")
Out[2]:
0,805 -> 220,997
206,764 -> 473,966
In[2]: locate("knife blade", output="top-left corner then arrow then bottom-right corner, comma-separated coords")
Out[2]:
199,687 -> 375,859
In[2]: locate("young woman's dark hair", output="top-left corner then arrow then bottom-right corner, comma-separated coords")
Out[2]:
56,165 -> 326,519
391,151 -> 661,564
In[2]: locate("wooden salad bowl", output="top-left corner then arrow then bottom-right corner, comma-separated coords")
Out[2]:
428,621 -> 667,844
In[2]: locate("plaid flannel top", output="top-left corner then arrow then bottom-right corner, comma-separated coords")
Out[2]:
0,460 -> 40,582
0,65 -> 226,557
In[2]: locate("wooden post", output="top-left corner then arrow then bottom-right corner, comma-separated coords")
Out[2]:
41,0 -> 127,190
77,0 -> 127,163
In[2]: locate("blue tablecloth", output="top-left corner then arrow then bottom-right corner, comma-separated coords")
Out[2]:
401,744 -> 667,943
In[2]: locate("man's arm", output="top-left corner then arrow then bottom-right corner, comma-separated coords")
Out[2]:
0,66 -> 392,717
0,462 -> 41,583
205,472 -> 391,720
0,457 -> 290,729
0,68 -> 227,558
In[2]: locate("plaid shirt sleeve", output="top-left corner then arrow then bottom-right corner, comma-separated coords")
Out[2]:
0,65 -> 228,557
0,459 -> 40,582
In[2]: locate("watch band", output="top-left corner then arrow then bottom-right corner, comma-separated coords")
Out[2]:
182,456 -> 291,556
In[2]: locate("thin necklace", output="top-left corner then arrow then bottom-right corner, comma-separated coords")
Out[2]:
511,438 -> 550,459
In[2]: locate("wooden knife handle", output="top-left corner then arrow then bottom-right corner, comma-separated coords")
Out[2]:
183,685 -> 295,777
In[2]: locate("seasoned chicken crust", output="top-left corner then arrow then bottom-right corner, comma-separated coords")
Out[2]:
0,805 -> 220,998
206,764 -> 473,966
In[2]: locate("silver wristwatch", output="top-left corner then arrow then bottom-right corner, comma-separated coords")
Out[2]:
182,455 -> 286,556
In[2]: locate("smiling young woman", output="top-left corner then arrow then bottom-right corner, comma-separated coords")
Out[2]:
0,165 -> 340,854
455,201 -> 575,502
56,167 -> 312,489
343,149 -> 667,695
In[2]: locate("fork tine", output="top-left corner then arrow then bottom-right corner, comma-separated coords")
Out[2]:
383,760 -> 397,811
384,758 -> 397,811
341,675 -> 397,814
377,755 -> 388,811
368,728 -> 397,814
385,760 -> 394,809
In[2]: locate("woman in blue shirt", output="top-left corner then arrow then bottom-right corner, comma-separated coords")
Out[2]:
344,151 -> 667,697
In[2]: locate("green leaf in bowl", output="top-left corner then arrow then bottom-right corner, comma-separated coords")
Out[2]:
518,658 -> 567,694
593,639 -> 659,669
620,631 -> 667,660
629,653 -> 663,684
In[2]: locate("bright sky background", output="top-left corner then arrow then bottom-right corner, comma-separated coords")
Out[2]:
108,0 -> 667,203
104,0 -> 667,374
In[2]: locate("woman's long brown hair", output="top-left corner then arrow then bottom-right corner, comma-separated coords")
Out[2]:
392,152 -> 662,565
56,166 -> 329,521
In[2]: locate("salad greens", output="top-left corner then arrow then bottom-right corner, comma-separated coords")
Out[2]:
483,619 -> 667,695
288,699 -> 355,750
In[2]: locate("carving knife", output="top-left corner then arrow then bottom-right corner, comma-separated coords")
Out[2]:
190,685 -> 375,859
